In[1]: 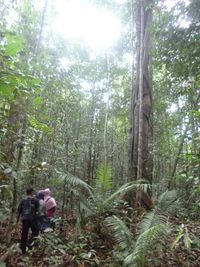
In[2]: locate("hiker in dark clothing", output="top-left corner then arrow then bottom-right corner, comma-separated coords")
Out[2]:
17,188 -> 39,254
36,190 -> 46,231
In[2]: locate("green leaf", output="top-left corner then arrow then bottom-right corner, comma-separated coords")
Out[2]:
34,97 -> 43,107
106,215 -> 134,249
96,162 -> 112,191
59,172 -> 92,195
0,82 -> 15,98
29,117 -> 53,134
5,35 -> 24,56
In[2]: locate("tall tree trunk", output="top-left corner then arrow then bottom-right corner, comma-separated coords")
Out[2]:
4,92 -> 23,245
137,2 -> 145,179
103,99 -> 109,165
130,0 -> 153,181
86,103 -> 95,185
84,90 -> 96,184
73,110 -> 81,175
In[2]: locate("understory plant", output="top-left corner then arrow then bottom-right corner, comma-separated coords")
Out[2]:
106,190 -> 178,267
57,166 -> 150,252
59,166 -> 150,222
35,231 -> 99,266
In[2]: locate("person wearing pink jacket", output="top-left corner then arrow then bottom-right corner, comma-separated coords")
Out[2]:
43,188 -> 57,218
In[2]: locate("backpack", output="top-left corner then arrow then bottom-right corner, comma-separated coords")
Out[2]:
21,198 -> 35,218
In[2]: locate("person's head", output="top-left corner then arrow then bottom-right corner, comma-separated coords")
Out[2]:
26,188 -> 34,196
44,188 -> 51,197
37,190 -> 45,200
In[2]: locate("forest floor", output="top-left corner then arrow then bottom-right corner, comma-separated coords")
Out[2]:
1,212 -> 200,267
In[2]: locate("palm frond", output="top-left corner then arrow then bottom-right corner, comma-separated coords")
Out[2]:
105,180 -> 150,204
157,190 -> 177,211
125,209 -> 171,266
59,172 -> 93,196
139,209 -> 168,235
104,190 -> 174,267
124,223 -> 169,266
106,215 -> 134,250
72,189 -> 94,217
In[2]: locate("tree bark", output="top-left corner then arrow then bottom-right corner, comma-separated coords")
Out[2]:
130,0 -> 153,181
137,2 -> 145,179
85,93 -> 95,185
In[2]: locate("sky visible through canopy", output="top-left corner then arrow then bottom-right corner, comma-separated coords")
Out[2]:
53,0 -> 122,52
52,0 -> 190,53
50,0 -> 190,107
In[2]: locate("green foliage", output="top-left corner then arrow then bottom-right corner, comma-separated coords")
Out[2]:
88,180 -> 149,219
105,180 -> 149,204
66,236 -> 100,266
96,162 -> 112,193
125,209 -> 170,266
33,233 -> 68,266
36,232 -> 99,266
0,189 -> 12,222
56,172 -> 149,231
157,190 -> 177,213
0,82 -> 15,98
175,173 -> 200,218
106,211 -> 171,267
172,224 -> 192,252
4,34 -> 24,57
106,215 -> 134,251
33,96 -> 43,107
29,116 -> 53,134
0,2 -> 199,266
59,171 -> 92,195
106,191 -> 175,266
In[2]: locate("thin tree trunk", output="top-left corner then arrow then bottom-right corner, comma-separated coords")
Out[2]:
73,110 -> 81,175
5,177 -> 17,245
16,115 -> 27,171
3,91 -> 22,245
103,99 -> 109,165
60,181 -> 67,233
170,123 -> 190,185
85,94 -> 95,184
169,92 -> 200,188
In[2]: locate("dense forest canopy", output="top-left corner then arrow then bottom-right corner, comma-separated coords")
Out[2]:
0,0 -> 199,266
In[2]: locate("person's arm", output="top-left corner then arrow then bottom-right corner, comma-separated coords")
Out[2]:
16,212 -> 20,223
42,201 -> 47,216
35,198 -> 39,215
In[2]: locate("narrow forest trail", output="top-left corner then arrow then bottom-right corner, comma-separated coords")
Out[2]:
1,213 -> 200,267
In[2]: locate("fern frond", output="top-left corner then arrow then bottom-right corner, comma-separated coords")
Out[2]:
106,215 -> 134,250
96,162 -> 112,191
